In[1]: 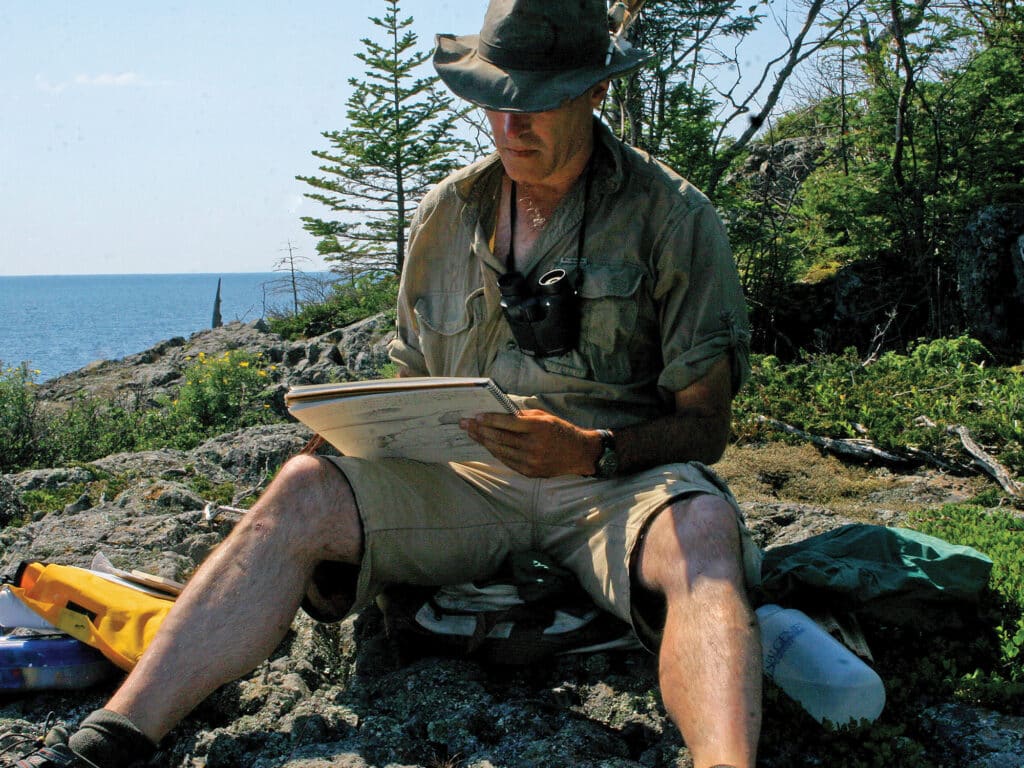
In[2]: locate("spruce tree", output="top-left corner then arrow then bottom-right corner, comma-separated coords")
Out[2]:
297,0 -> 470,278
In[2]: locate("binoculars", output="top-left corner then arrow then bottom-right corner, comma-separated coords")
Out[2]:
498,268 -> 580,357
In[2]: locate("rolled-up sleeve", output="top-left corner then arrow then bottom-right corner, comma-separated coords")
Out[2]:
655,200 -> 751,395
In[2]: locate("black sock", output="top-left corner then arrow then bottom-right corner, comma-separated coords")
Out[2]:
67,709 -> 157,768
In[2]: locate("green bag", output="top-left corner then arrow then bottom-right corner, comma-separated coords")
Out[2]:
756,524 -> 993,626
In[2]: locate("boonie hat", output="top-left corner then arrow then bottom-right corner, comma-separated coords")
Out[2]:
433,0 -> 653,113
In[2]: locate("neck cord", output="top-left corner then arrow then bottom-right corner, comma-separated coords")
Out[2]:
507,158 -> 594,294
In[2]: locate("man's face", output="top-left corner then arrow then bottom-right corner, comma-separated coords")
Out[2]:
485,83 -> 608,189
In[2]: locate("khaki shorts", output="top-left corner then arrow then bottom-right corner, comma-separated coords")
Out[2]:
324,457 -> 762,647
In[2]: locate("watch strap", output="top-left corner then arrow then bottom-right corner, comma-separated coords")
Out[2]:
594,429 -> 618,478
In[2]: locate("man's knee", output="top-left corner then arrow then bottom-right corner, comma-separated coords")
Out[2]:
246,454 -> 362,562
637,494 -> 744,596
273,453 -> 349,497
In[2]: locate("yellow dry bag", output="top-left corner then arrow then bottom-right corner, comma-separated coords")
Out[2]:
8,561 -> 176,671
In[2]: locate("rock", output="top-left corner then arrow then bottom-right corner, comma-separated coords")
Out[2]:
726,137 -> 826,202
62,492 -> 92,515
1,323 -> 1021,768
0,475 -> 26,527
193,423 -> 311,485
34,317 -> 395,407
954,204 -> 1024,359
919,704 -> 1024,768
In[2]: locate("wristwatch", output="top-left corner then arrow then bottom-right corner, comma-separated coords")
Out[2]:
593,429 -> 619,479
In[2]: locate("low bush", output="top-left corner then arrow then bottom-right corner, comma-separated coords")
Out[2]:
734,336 -> 1024,477
0,363 -> 41,473
163,349 -> 279,445
268,274 -> 398,340
0,351 -> 283,472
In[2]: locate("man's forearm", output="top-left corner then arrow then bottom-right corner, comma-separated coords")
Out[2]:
611,407 -> 732,474
584,356 -> 736,476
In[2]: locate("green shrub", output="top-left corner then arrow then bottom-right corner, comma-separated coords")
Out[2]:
908,504 -> 1024,689
734,336 -> 1024,477
187,474 -> 236,505
166,349 -> 279,445
37,396 -> 150,467
0,350 -> 287,473
268,274 -> 398,340
0,363 -> 42,473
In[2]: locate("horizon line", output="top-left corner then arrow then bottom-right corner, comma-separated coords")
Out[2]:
0,270 -> 334,279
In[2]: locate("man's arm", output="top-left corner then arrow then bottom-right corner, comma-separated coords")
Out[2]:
461,356 -> 735,478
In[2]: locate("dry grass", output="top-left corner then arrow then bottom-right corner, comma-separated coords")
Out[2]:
716,441 -> 988,518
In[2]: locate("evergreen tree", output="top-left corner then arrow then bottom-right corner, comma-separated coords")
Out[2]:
297,0 -> 471,278
610,0 -> 865,195
730,0 -> 1024,352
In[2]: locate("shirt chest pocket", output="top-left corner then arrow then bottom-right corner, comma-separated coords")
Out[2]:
414,289 -> 487,376
578,263 -> 645,354
538,261 -> 646,384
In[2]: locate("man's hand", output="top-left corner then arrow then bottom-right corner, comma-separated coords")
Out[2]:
460,409 -> 600,478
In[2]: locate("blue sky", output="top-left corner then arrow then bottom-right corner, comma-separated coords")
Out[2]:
1,1 -> 793,277
0,1 -> 467,276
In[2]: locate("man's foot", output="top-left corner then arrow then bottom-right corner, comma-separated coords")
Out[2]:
0,723 -> 99,768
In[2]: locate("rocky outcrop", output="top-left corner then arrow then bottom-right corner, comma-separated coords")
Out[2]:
2,324 -> 1021,767
36,315 -> 396,409
954,204 -> 1024,360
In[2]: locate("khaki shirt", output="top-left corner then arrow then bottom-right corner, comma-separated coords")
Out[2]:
388,121 -> 750,430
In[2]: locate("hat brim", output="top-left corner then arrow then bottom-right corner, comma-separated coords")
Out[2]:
434,33 -> 653,113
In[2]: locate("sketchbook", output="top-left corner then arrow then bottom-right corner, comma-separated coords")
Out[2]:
285,376 -> 519,464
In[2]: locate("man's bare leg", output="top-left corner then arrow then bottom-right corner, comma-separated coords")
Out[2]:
636,494 -> 761,768
105,454 -> 361,742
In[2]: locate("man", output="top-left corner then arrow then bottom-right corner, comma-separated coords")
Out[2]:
13,2 -> 762,767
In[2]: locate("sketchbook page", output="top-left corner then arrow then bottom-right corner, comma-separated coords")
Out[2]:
287,382 -> 514,464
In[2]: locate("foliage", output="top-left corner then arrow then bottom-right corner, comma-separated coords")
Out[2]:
732,2 -> 1024,349
268,274 -> 399,340
732,336 -> 1024,759
167,350 -> 279,441
0,353 -> 283,473
297,0 -> 471,278
0,363 -> 42,473
39,398 -> 149,468
655,83 -> 721,191
612,0 -> 863,197
909,505 -> 1024,674
734,336 -> 1024,477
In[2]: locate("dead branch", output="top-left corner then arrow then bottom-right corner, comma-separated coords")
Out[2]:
753,414 -> 1022,496
947,424 -> 1023,497
752,415 -> 917,467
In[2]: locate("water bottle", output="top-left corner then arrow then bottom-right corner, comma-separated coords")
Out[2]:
756,603 -> 886,726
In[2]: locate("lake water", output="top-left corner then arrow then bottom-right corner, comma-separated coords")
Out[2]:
0,273 -> 295,381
